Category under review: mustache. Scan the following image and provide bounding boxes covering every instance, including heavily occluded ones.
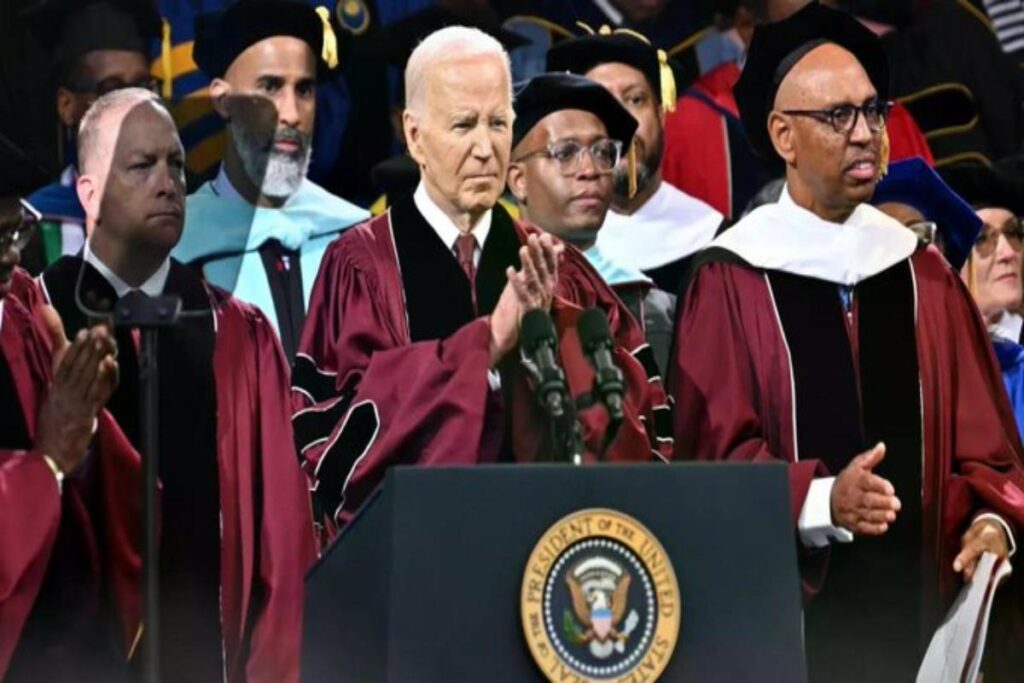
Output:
[273,127,309,153]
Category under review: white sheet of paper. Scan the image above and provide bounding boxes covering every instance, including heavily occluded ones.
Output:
[917,552,1013,683]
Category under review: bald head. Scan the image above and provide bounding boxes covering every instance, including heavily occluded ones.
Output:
[767,42,883,221]
[773,42,874,111]
[77,88,172,178]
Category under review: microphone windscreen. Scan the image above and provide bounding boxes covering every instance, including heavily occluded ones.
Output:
[577,307,611,352]
[521,309,557,353]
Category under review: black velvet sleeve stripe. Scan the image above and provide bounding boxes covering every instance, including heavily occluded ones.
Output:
[310,401,380,525]
[293,391,354,456]
[632,344,662,382]
[292,353,339,405]
[652,404,673,442]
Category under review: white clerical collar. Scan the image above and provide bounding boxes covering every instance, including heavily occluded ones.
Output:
[413,182,492,252]
[84,241,170,298]
[990,311,1024,343]
[708,184,918,285]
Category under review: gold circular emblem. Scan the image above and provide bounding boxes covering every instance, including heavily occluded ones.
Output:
[521,508,681,682]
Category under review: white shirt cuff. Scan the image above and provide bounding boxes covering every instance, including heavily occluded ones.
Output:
[487,369,502,392]
[973,512,1017,557]
[798,477,854,548]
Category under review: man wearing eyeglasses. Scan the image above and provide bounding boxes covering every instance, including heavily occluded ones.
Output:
[547,27,726,295]
[293,28,672,542]
[22,0,163,274]
[670,5,1024,681]
[507,72,675,375]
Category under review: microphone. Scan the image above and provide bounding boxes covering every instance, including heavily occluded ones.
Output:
[577,308,625,422]
[520,309,568,419]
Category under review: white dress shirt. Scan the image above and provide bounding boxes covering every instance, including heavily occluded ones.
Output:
[412,182,500,389]
[83,241,170,298]
[413,182,492,267]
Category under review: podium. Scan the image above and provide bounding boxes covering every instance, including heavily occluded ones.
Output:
[302,463,807,682]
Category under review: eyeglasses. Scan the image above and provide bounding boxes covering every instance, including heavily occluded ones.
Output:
[0,200,40,252]
[514,138,623,176]
[780,100,893,135]
[907,221,937,245]
[974,221,1024,257]
[67,76,163,98]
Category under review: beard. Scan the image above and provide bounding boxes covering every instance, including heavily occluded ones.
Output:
[229,120,312,201]
[613,128,664,202]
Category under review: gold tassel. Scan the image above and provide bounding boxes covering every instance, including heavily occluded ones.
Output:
[161,19,172,100]
[878,127,890,179]
[657,49,676,113]
[316,7,339,69]
[627,142,638,199]
[575,20,597,35]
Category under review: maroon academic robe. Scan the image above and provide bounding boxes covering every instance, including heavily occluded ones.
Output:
[35,258,316,682]
[292,198,672,541]
[672,215,1024,678]
[0,268,143,678]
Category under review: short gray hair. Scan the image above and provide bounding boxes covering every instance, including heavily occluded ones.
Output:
[404,26,512,115]
[77,87,167,174]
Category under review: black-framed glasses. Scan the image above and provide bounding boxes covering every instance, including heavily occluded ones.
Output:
[780,100,893,135]
[974,221,1024,257]
[0,199,40,252]
[66,76,163,97]
[514,138,623,176]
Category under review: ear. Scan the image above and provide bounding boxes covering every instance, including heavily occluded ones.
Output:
[209,78,232,120]
[768,111,797,165]
[56,87,79,129]
[404,109,427,167]
[507,162,528,203]
[76,173,101,227]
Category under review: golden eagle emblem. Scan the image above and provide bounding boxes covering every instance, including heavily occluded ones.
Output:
[564,557,641,659]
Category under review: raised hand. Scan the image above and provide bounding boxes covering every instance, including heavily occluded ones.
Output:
[489,234,564,365]
[830,442,902,536]
[35,324,118,474]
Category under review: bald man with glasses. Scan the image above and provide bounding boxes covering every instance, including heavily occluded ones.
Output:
[670,5,1024,681]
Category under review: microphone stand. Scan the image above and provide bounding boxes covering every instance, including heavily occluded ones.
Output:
[113,291,182,683]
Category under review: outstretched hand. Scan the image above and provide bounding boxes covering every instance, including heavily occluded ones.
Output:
[831,443,902,536]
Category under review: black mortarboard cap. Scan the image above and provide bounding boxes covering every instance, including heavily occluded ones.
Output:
[546,26,676,109]
[356,5,530,67]
[940,162,1024,217]
[193,0,333,80]
[734,2,889,161]
[21,0,161,79]
[873,157,981,270]
[512,72,638,150]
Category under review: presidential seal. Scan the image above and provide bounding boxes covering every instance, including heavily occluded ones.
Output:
[521,509,681,682]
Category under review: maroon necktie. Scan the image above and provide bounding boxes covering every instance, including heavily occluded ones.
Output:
[454,233,478,313]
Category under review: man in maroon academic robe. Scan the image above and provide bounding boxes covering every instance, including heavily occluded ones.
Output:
[0,205,130,679]
[293,27,672,541]
[671,5,1024,681]
[36,88,315,682]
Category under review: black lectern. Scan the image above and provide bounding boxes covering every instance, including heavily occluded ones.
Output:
[302,463,806,682]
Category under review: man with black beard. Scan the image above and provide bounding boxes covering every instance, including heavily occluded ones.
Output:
[548,28,727,293]
[173,0,367,361]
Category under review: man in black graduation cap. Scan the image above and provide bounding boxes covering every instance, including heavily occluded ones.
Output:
[22,0,162,273]
[547,26,725,294]
[670,4,1024,681]
[507,72,675,375]
[172,0,367,362]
